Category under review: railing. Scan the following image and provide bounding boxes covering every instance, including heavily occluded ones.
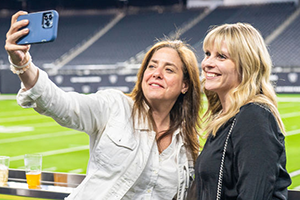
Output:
[1,169,300,199]
[0,169,85,199]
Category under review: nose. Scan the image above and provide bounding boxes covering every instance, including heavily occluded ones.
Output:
[201,56,215,71]
[152,67,163,79]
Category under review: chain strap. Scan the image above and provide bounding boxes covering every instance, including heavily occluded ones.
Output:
[216,118,236,200]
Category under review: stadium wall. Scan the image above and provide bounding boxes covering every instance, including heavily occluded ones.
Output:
[1,69,300,94]
[187,0,299,8]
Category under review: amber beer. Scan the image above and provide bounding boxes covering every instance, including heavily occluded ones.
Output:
[24,154,42,189]
[26,171,41,189]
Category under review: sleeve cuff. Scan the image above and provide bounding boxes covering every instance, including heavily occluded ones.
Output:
[16,66,49,108]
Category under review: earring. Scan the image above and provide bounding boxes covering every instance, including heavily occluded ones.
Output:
[182,90,187,94]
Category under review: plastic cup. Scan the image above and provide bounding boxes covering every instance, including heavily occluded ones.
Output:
[0,156,10,187]
[24,154,42,189]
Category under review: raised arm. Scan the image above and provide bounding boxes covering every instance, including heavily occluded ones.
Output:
[5,11,39,90]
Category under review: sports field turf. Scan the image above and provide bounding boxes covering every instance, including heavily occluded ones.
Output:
[0,94,300,190]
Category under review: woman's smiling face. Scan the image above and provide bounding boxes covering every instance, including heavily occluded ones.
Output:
[142,47,188,107]
[201,41,240,97]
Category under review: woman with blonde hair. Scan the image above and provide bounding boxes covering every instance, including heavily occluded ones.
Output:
[190,23,291,200]
[6,11,202,200]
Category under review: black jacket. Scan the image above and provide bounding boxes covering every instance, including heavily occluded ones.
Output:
[191,103,291,200]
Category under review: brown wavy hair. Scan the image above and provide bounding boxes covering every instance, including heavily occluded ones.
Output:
[128,39,202,162]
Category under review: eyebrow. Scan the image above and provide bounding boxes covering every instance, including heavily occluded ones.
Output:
[150,59,179,70]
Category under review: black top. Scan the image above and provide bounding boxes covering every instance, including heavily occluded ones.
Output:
[194,103,291,200]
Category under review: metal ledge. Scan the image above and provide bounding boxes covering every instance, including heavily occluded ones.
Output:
[0,169,85,199]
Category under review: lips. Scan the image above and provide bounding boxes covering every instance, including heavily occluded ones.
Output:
[149,82,164,88]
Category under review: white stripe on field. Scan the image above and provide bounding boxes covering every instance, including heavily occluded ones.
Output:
[0,130,83,144]
[0,115,48,123]
[286,129,300,136]
[294,185,300,190]
[277,97,300,102]
[68,169,84,173]
[280,112,300,119]
[290,169,300,178]
[43,167,58,171]
[14,122,58,128]
[10,145,89,161]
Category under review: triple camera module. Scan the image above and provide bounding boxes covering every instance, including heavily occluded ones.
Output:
[42,12,54,29]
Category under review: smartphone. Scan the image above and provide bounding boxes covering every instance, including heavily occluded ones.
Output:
[17,10,59,45]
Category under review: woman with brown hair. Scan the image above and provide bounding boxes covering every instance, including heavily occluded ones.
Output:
[5,11,202,200]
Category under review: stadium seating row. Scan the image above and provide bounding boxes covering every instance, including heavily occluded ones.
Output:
[0,2,299,71]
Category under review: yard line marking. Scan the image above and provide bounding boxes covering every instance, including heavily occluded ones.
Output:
[286,129,300,136]
[0,121,60,129]
[68,169,84,174]
[295,185,300,190]
[0,130,83,144]
[278,104,300,109]
[0,125,34,133]
[0,95,16,100]
[277,97,300,102]
[21,122,58,127]
[0,115,48,123]
[290,169,300,178]
[43,167,58,172]
[280,112,300,119]
[10,145,89,161]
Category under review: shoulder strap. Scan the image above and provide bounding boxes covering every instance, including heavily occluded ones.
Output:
[216,118,236,200]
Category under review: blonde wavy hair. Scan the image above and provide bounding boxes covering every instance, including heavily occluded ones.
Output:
[202,23,285,137]
[129,39,202,162]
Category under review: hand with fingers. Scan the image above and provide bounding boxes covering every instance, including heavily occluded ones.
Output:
[5,11,39,89]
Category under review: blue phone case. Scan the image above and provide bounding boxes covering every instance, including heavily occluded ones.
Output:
[17,10,59,45]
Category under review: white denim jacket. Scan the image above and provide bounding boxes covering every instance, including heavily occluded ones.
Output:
[17,68,195,200]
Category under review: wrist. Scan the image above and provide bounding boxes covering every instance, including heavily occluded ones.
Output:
[8,53,32,69]
[9,53,32,75]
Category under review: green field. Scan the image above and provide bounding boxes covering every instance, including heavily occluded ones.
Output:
[0,94,300,189]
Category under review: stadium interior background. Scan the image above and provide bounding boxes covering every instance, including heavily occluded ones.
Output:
[0,0,300,94]
[0,1,300,199]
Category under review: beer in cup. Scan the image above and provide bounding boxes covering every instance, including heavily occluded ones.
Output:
[24,154,42,189]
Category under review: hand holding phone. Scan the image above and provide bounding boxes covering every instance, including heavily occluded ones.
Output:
[17,10,59,45]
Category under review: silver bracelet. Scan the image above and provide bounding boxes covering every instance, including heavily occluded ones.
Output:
[8,53,32,69]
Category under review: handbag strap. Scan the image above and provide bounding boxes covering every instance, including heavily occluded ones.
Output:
[216,117,236,200]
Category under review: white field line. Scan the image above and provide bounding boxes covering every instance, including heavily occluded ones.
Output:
[10,145,89,161]
[280,112,300,119]
[278,104,300,109]
[68,169,84,174]
[290,169,300,178]
[0,110,33,117]
[294,185,300,190]
[0,95,16,100]
[43,167,58,171]
[0,130,83,144]
[286,129,300,137]
[277,97,300,102]
[0,122,58,130]
[0,115,47,123]
[14,122,58,128]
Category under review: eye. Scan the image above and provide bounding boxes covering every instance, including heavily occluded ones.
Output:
[217,53,227,59]
[147,64,155,69]
[204,51,211,57]
[166,68,174,73]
